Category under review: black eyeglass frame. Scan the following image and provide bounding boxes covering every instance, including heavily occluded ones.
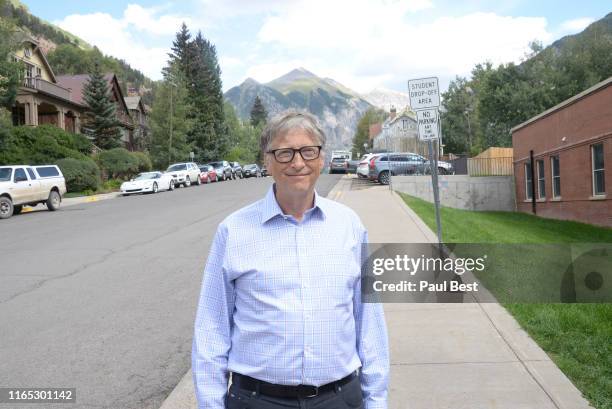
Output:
[266,145,322,163]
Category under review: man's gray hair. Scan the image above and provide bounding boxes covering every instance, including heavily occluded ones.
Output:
[260,110,326,153]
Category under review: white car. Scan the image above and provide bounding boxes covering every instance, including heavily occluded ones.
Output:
[356,153,376,179]
[120,172,175,195]
[166,162,201,187]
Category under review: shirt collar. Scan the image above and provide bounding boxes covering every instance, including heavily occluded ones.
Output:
[260,184,327,224]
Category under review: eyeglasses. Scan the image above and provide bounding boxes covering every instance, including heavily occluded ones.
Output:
[266,145,322,163]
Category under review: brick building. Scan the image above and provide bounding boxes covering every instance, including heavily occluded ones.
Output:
[512,76,612,227]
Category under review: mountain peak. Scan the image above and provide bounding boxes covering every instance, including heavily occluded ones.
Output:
[242,77,260,86]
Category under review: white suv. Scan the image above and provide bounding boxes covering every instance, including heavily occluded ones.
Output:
[0,165,67,219]
[166,162,201,187]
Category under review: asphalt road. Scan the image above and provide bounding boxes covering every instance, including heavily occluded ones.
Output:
[0,174,341,409]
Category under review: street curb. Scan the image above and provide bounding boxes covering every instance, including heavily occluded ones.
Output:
[159,369,196,409]
[62,192,122,207]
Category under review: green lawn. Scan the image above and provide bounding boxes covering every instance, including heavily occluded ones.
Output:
[399,193,612,409]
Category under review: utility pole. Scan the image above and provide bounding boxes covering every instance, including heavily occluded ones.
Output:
[168,80,176,166]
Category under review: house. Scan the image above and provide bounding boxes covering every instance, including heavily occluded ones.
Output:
[512,76,612,227]
[372,107,425,155]
[124,96,149,151]
[56,74,134,149]
[12,38,85,133]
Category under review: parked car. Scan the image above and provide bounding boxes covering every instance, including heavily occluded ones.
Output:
[260,166,268,177]
[346,159,360,174]
[329,157,348,174]
[243,164,261,178]
[198,165,216,183]
[368,152,428,184]
[208,161,233,181]
[425,159,454,175]
[166,162,201,187]
[0,165,67,219]
[357,153,376,179]
[230,162,243,179]
[120,171,175,195]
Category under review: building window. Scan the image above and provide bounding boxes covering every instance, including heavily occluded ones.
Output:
[525,162,533,200]
[402,119,409,130]
[592,143,605,195]
[551,156,560,198]
[536,160,545,199]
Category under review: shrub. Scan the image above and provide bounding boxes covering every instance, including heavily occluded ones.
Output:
[102,178,123,191]
[0,125,89,165]
[94,148,139,180]
[132,151,153,172]
[56,157,101,193]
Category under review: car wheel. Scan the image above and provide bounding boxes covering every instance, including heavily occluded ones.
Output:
[438,167,448,175]
[185,176,191,187]
[379,170,390,185]
[152,182,158,193]
[169,180,175,191]
[0,196,14,219]
[195,175,201,185]
[46,190,61,211]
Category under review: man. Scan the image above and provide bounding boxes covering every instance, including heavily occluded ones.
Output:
[192,110,389,409]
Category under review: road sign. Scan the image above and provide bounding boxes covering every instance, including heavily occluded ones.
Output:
[416,109,440,141]
[408,77,440,110]
[408,76,443,248]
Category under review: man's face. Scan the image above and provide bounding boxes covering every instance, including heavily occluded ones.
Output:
[265,129,324,196]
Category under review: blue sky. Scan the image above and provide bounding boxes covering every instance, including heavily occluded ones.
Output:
[21,0,611,94]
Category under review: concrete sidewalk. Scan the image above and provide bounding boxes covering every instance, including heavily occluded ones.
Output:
[161,177,592,409]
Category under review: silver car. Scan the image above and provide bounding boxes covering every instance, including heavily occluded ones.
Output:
[368,152,429,185]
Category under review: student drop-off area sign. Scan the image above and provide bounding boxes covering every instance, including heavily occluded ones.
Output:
[408,77,441,141]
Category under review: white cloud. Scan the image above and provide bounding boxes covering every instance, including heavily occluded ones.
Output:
[559,17,594,34]
[122,4,191,36]
[253,1,553,93]
[55,10,171,80]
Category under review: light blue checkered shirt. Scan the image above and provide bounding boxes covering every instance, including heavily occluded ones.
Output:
[192,185,389,409]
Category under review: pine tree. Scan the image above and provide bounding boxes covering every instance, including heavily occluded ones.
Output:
[184,31,227,162]
[82,65,121,149]
[166,23,191,76]
[250,96,268,127]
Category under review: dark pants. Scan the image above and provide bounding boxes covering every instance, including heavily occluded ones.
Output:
[225,374,364,409]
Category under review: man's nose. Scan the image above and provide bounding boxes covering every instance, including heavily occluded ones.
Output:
[290,151,306,167]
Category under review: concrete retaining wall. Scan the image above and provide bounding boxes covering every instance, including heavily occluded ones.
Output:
[392,175,516,211]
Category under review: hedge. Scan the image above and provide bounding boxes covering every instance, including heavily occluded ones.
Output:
[94,148,140,179]
[0,125,89,165]
[132,151,153,173]
[56,157,101,192]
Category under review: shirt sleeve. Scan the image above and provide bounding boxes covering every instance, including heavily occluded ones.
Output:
[353,227,390,409]
[192,223,235,409]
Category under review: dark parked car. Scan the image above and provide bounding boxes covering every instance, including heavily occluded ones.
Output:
[208,161,233,181]
[230,162,243,179]
[368,152,429,184]
[243,164,261,178]
[329,157,348,174]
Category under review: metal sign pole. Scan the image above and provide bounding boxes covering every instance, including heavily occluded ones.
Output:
[429,139,443,246]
